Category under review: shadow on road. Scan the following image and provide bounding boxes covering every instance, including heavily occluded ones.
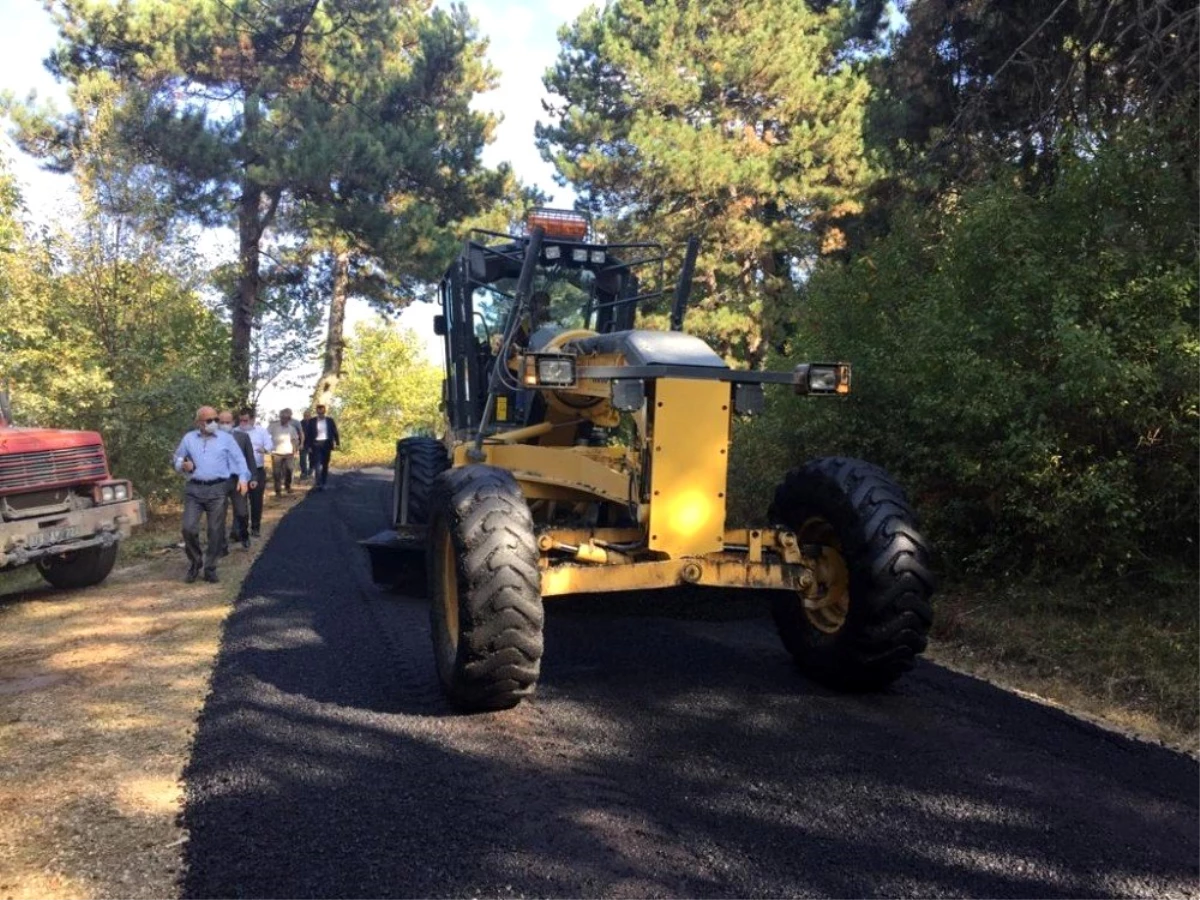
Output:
[180,468,1200,899]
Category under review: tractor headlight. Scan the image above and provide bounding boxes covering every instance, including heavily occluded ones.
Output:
[589,250,606,264]
[535,355,576,387]
[544,245,562,261]
[101,485,115,502]
[113,483,129,501]
[571,248,589,263]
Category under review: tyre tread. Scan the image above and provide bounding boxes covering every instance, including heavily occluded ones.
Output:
[770,456,935,690]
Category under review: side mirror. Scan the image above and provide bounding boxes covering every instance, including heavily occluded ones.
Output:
[433,314,447,336]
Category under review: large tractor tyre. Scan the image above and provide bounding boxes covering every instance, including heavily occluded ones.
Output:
[427,465,544,711]
[392,437,449,527]
[36,542,120,590]
[769,457,934,691]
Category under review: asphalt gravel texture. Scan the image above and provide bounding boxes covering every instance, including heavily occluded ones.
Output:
[181,468,1199,899]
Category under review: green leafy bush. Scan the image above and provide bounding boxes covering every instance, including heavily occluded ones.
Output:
[732,131,1198,577]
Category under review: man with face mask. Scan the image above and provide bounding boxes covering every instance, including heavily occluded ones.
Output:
[218,409,257,554]
[173,406,251,583]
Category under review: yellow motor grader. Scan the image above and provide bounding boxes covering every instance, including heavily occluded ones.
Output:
[367,209,934,711]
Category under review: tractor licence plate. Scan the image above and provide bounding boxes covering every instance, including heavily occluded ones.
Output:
[27,526,80,549]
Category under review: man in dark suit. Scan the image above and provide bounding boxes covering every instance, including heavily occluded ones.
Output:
[219,409,258,550]
[302,403,341,491]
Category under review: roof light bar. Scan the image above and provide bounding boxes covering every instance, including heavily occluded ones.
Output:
[527,208,588,241]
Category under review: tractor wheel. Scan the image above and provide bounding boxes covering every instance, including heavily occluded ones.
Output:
[769,457,934,690]
[36,542,119,590]
[392,437,449,527]
[427,465,543,711]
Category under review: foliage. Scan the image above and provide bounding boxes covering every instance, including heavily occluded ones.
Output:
[16,0,508,398]
[732,127,1198,577]
[538,0,876,366]
[848,0,1200,251]
[331,318,441,450]
[0,162,235,505]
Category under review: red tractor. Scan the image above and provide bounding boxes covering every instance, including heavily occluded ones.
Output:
[0,391,145,589]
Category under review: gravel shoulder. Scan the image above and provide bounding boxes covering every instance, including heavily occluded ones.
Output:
[0,486,308,900]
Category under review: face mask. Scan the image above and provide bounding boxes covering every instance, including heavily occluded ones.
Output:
[204,421,220,435]
[220,423,234,433]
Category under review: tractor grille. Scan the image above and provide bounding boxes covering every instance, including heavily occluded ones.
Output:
[0,445,108,494]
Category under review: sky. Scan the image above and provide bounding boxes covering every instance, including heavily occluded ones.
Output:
[0,0,591,417]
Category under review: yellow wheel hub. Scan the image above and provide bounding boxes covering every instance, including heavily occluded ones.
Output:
[797,517,850,634]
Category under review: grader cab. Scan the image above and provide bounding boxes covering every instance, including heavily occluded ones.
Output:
[368,209,934,711]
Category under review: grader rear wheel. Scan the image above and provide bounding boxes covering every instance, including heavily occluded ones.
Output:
[392,437,448,527]
[427,465,544,711]
[770,456,935,691]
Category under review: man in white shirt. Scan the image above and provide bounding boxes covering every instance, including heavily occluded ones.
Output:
[238,407,274,536]
[268,408,304,496]
[301,403,341,491]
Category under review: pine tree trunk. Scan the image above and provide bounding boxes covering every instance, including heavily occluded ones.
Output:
[311,249,351,409]
[233,181,262,400]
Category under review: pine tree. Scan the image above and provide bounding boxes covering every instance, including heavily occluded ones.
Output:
[537,0,875,365]
[16,0,504,400]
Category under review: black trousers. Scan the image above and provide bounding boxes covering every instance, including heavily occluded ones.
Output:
[312,441,333,486]
[182,480,228,575]
[248,466,266,530]
[223,476,249,547]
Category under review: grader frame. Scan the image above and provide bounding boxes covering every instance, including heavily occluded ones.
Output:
[366,209,933,712]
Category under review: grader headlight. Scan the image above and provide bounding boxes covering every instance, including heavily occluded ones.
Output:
[526,354,576,388]
[793,362,852,395]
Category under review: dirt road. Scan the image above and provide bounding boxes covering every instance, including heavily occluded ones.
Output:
[177,468,1198,899]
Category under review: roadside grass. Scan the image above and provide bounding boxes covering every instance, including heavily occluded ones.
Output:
[927,576,1199,754]
[0,510,183,596]
[336,439,397,470]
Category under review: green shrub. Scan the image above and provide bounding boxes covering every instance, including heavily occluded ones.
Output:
[732,129,1198,577]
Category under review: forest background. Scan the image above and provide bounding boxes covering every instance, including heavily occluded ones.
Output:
[0,0,1196,740]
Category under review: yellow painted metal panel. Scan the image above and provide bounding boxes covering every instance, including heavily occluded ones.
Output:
[540,555,808,597]
[648,379,730,557]
[451,442,632,506]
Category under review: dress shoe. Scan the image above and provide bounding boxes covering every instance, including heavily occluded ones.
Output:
[241,538,251,550]
[251,527,261,537]
[203,571,219,583]
[185,563,201,583]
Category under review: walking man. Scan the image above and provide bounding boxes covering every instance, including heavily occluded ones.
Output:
[173,406,250,583]
[302,403,340,491]
[298,409,313,481]
[219,409,257,552]
[268,408,303,496]
[238,407,273,536]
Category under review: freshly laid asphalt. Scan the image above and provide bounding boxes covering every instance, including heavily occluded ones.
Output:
[181,468,1199,899]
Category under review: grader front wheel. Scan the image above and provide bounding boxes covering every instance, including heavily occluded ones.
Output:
[427,465,544,711]
[770,457,935,690]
